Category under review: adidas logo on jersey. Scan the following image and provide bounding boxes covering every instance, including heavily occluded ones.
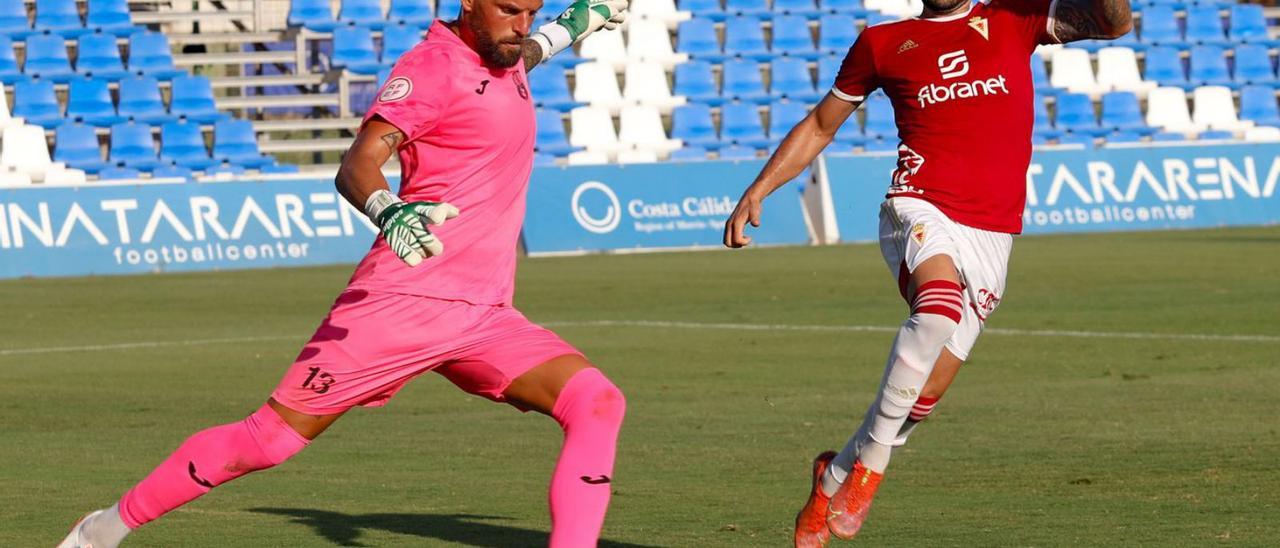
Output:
[917,75,1009,108]
[897,39,918,54]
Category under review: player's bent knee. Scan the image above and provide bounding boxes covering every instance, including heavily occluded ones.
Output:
[551,368,626,429]
[908,279,963,342]
[193,404,311,488]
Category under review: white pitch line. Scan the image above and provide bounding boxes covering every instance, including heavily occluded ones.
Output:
[1,320,1276,357]
[542,320,1280,344]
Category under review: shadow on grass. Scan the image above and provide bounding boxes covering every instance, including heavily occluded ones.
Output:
[250,507,659,548]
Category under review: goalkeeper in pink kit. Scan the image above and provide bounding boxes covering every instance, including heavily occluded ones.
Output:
[59,0,629,546]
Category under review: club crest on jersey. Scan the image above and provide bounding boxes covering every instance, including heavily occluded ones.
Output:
[379,77,413,103]
[514,72,529,100]
[910,223,927,245]
[968,16,989,40]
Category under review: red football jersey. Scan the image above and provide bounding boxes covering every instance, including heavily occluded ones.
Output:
[833,0,1059,234]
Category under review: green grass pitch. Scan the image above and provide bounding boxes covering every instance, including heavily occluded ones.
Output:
[3,226,1278,546]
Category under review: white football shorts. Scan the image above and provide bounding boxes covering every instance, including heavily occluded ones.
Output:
[878,197,1013,360]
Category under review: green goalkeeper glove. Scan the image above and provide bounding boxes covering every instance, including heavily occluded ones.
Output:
[530,0,629,62]
[364,189,460,267]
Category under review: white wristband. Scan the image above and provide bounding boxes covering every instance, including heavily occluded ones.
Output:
[364,189,401,224]
[530,22,573,62]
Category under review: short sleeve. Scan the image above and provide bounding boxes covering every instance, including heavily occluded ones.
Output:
[993,0,1060,46]
[362,48,452,142]
[832,33,879,102]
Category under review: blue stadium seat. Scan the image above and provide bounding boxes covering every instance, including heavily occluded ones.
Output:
[1229,4,1275,45]
[676,18,725,62]
[35,0,85,37]
[67,77,125,126]
[437,0,463,19]
[681,0,728,21]
[1151,131,1186,142]
[1100,91,1154,134]
[54,122,111,173]
[0,1,34,39]
[669,146,710,161]
[540,0,571,21]
[170,75,227,124]
[0,36,21,84]
[261,162,299,174]
[1075,28,1143,53]
[332,24,382,74]
[819,0,866,15]
[1232,44,1276,86]
[671,103,722,149]
[533,152,557,167]
[726,0,771,19]
[13,79,63,128]
[864,13,899,27]
[1138,6,1183,48]
[1104,130,1144,144]
[1198,129,1234,140]
[724,17,773,60]
[862,138,898,152]
[376,66,392,88]
[1143,46,1190,89]
[24,32,76,82]
[768,101,809,144]
[721,103,771,149]
[772,15,820,59]
[862,93,895,140]
[288,0,339,31]
[76,32,130,79]
[128,32,184,79]
[339,0,385,28]
[534,110,578,156]
[674,61,723,105]
[818,15,858,56]
[773,0,822,18]
[118,75,172,124]
[1189,45,1234,88]
[1058,132,1097,147]
[153,164,195,180]
[1031,52,1053,94]
[381,23,423,65]
[718,144,759,159]
[389,0,434,27]
[1239,85,1280,127]
[770,57,821,103]
[206,164,247,177]
[213,119,272,168]
[160,120,219,170]
[86,0,135,36]
[723,58,771,103]
[99,166,142,179]
[1033,94,1062,140]
[832,115,865,146]
[1055,92,1108,136]
[1185,5,1229,47]
[529,65,580,111]
[109,121,164,170]
[546,47,586,68]
[818,54,842,89]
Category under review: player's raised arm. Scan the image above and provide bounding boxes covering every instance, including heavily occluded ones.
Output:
[723,93,859,248]
[1050,0,1132,43]
[336,118,459,267]
[524,0,628,72]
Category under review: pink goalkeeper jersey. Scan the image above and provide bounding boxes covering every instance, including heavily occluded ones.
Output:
[351,20,536,306]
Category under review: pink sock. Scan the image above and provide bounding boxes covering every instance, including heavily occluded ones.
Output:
[547,368,626,548]
[118,404,310,528]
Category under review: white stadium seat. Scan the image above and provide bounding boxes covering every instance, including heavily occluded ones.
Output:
[626,19,689,70]
[1051,48,1107,97]
[1145,86,1199,136]
[569,105,626,157]
[617,149,659,164]
[567,150,611,165]
[1244,126,1280,141]
[1,124,65,182]
[579,30,629,72]
[623,61,687,113]
[1192,85,1254,133]
[573,61,628,114]
[1096,47,1156,98]
[0,90,25,130]
[619,105,684,158]
[629,0,690,29]
[44,165,88,185]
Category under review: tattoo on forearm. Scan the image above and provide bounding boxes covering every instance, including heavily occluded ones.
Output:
[380,130,405,153]
[1052,0,1131,43]
[522,39,544,72]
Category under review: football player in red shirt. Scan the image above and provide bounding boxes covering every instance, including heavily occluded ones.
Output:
[724,0,1131,544]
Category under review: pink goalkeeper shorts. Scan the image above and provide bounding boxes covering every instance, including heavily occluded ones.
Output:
[270,289,583,415]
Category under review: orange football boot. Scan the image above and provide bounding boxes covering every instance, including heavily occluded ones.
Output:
[794,451,837,548]
[826,460,883,539]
